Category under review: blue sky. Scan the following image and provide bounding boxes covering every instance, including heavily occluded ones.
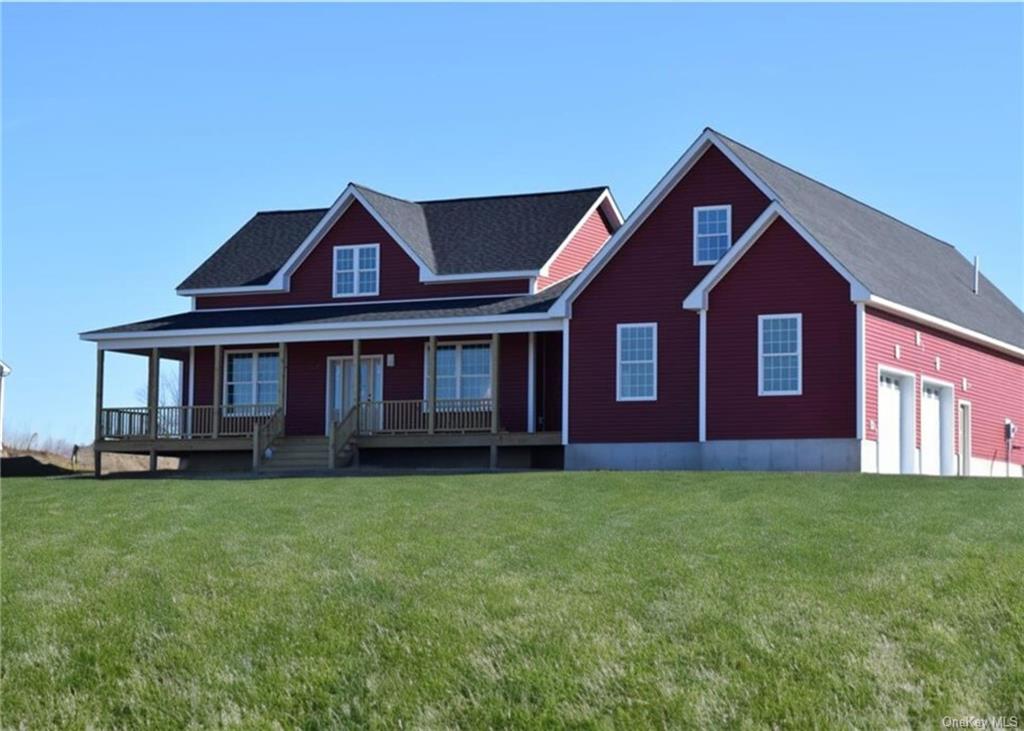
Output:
[3,3,1022,445]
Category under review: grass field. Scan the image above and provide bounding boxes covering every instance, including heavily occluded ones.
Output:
[3,472,1022,728]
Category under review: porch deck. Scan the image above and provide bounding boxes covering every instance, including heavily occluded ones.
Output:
[95,400,560,469]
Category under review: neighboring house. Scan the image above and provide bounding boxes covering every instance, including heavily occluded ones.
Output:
[81,130,1024,477]
[0,360,10,449]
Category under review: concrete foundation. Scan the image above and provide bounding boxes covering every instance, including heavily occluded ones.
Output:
[566,439,859,472]
[564,442,701,471]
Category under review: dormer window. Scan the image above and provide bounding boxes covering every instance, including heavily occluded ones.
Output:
[333,244,379,297]
[693,205,732,265]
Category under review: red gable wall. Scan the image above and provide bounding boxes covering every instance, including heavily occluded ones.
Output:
[195,202,530,309]
[865,308,1024,468]
[568,145,770,443]
[535,207,613,291]
[706,218,856,439]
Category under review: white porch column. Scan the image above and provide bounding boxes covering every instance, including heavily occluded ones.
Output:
[147,347,159,472]
[427,336,437,435]
[490,333,500,434]
[212,345,222,439]
[352,338,361,432]
[94,349,105,478]
[278,342,288,417]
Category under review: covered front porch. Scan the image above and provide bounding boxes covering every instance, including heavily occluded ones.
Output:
[92,328,565,474]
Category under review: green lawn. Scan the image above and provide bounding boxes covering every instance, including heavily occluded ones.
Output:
[2,472,1022,728]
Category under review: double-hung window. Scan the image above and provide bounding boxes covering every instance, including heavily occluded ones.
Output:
[693,205,732,265]
[224,351,279,414]
[424,343,492,402]
[758,314,802,396]
[333,244,379,297]
[616,323,657,401]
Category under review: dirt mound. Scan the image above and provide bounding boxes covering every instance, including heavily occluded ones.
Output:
[1,455,76,476]
[2,448,179,476]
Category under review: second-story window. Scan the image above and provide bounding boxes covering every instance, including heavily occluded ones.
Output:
[693,205,732,265]
[333,244,380,297]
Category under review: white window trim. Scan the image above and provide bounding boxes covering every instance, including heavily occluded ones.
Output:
[223,348,280,412]
[616,322,658,402]
[421,340,493,401]
[332,243,380,298]
[693,204,733,266]
[757,313,802,396]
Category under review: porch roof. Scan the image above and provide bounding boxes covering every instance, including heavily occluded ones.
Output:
[81,279,571,342]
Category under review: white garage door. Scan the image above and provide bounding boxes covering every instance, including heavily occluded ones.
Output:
[920,386,941,476]
[878,375,902,474]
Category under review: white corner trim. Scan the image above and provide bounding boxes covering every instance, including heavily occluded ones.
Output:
[538,189,624,280]
[561,320,570,445]
[856,302,865,440]
[698,309,707,442]
[867,296,1024,359]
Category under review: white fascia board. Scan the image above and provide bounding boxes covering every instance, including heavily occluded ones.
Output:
[773,206,871,302]
[682,204,783,310]
[177,184,541,297]
[81,314,565,350]
[550,131,722,317]
[538,189,624,280]
[419,269,539,283]
[177,284,283,296]
[867,296,1024,359]
[681,202,871,311]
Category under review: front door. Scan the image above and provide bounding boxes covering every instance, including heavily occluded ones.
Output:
[327,356,383,433]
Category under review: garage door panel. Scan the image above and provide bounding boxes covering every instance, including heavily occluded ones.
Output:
[878,375,902,475]
[921,386,941,476]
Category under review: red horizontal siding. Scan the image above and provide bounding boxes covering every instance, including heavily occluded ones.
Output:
[569,145,771,443]
[537,331,562,433]
[535,208,612,291]
[189,335,532,437]
[865,308,1024,466]
[706,218,856,440]
[195,202,530,309]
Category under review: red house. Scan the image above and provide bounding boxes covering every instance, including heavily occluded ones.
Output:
[82,130,1024,477]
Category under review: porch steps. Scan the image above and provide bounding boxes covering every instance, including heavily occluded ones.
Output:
[260,436,342,473]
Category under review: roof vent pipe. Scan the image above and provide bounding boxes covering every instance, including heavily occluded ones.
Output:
[973,256,980,294]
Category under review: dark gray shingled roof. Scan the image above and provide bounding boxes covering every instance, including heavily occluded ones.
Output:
[84,279,572,336]
[714,131,1024,349]
[178,185,609,291]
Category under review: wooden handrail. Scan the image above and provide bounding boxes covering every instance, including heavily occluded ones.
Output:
[253,407,285,472]
[329,405,360,468]
[355,398,494,435]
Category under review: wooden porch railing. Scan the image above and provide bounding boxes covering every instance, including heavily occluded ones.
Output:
[100,405,278,440]
[253,407,285,472]
[328,405,360,468]
[355,398,494,435]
